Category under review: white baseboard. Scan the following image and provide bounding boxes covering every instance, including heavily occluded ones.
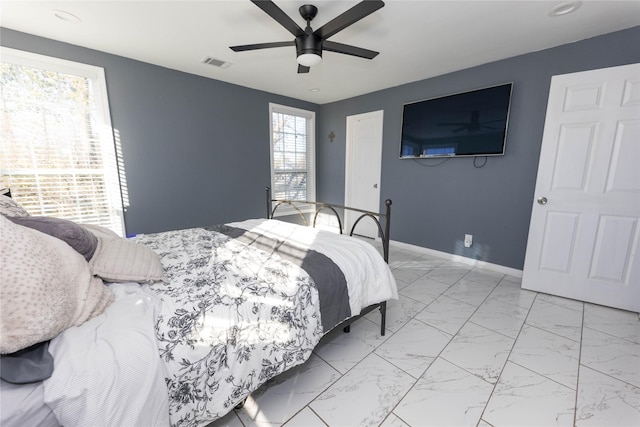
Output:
[390,239,523,278]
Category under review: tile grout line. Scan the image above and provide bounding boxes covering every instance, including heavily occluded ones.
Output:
[374,267,467,426]
[475,290,543,426]
[297,316,401,426]
[384,266,504,426]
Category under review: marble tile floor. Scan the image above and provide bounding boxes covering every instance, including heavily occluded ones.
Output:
[210,244,640,427]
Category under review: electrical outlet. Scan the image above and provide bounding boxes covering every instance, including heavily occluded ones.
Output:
[464,234,473,248]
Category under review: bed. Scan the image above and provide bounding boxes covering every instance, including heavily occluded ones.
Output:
[0,187,397,427]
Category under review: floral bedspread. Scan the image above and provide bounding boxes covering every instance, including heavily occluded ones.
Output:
[135,225,324,427]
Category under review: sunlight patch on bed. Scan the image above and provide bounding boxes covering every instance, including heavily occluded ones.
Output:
[241,219,322,248]
[195,317,296,346]
[214,241,310,296]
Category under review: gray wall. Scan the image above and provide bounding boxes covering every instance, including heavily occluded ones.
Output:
[317,26,640,270]
[0,28,319,235]
[2,26,639,269]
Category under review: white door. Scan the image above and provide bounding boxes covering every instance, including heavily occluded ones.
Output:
[345,110,384,238]
[522,63,640,312]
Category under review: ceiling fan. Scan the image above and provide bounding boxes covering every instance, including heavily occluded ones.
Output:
[230,0,385,73]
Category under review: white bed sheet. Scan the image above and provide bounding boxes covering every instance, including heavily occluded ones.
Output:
[0,380,59,427]
[42,282,170,427]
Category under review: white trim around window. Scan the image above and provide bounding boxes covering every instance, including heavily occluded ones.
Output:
[0,47,125,236]
[268,103,316,216]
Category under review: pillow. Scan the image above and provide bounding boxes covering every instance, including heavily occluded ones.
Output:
[7,216,98,261]
[0,195,29,217]
[89,237,164,284]
[0,215,114,354]
[0,341,53,384]
[79,223,120,239]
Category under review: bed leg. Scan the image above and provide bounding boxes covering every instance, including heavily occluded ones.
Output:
[235,398,247,410]
[343,325,351,333]
[380,301,387,336]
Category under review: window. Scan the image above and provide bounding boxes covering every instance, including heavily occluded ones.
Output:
[269,103,315,207]
[0,47,124,235]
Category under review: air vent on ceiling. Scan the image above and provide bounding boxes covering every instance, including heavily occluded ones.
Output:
[201,56,231,68]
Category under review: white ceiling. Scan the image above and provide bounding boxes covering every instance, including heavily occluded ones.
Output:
[1,1,639,104]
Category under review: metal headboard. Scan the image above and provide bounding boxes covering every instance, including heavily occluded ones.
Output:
[265,186,392,263]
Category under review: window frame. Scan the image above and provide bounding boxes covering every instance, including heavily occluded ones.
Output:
[268,102,316,217]
[0,47,125,235]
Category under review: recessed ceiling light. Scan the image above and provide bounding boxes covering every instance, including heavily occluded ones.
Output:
[309,88,320,92]
[549,1,582,17]
[51,9,81,23]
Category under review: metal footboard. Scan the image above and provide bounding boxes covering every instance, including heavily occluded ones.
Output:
[265,186,392,336]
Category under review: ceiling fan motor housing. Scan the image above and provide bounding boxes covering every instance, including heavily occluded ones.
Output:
[295,34,323,58]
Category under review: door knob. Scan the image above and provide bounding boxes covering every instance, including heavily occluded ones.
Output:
[537,197,548,205]
[373,183,378,188]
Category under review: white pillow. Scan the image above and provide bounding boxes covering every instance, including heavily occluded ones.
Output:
[89,237,164,284]
[79,223,120,239]
[0,216,114,353]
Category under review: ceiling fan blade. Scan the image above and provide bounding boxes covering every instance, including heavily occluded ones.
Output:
[297,64,310,73]
[251,0,305,37]
[323,41,379,59]
[313,0,384,40]
[230,41,294,52]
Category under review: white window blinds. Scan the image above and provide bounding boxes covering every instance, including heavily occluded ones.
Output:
[0,48,124,236]
[269,103,315,204]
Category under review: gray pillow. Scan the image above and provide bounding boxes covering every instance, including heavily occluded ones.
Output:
[7,216,98,261]
[0,342,53,384]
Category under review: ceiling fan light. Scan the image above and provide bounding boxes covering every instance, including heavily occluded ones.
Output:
[297,53,322,67]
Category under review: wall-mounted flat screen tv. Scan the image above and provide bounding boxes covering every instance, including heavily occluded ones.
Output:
[399,83,513,159]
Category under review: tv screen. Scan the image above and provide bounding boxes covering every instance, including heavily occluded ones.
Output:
[399,83,513,159]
